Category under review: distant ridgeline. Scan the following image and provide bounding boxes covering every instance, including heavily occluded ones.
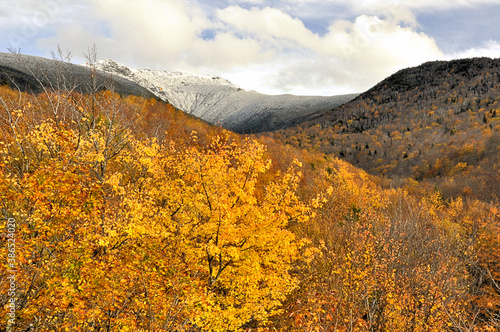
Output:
[0,52,157,99]
[0,53,358,133]
[93,59,359,133]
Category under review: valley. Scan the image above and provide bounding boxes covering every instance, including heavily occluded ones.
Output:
[0,52,499,331]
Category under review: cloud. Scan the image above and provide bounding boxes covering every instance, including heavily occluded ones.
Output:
[189,33,274,69]
[282,0,500,11]
[229,0,264,4]
[37,25,119,62]
[88,0,208,66]
[213,7,444,94]
[36,0,202,67]
[448,40,500,59]
[216,6,320,48]
[13,0,497,96]
[395,0,500,10]
[0,0,79,53]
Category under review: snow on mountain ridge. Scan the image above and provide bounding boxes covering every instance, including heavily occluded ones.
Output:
[95,59,237,88]
[93,59,359,133]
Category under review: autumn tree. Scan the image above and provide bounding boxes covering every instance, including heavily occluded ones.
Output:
[105,134,313,330]
[0,83,315,330]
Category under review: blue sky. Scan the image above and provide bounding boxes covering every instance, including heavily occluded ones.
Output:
[1,0,500,95]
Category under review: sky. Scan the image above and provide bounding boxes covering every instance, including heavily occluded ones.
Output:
[1,0,500,96]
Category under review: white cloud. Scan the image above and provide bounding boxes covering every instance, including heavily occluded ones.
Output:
[216,6,321,48]
[284,0,500,11]
[0,0,80,52]
[37,25,119,62]
[229,0,264,4]
[190,32,274,69]
[394,0,500,10]
[214,7,444,94]
[88,0,207,66]
[448,40,500,59]
[15,0,498,96]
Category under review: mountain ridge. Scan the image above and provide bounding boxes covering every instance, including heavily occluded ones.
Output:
[0,53,358,134]
[358,57,500,100]
[94,59,358,133]
[0,52,157,99]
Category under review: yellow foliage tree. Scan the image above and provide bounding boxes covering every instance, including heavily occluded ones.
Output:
[108,135,312,330]
[0,88,313,330]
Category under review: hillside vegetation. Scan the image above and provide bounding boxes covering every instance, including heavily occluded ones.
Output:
[271,58,500,202]
[0,56,499,331]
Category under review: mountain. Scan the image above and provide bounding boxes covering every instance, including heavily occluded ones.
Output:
[0,52,157,99]
[94,59,358,133]
[271,57,500,201]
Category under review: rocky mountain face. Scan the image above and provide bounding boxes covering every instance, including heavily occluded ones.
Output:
[94,59,358,133]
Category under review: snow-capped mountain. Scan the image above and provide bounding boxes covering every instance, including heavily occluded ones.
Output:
[94,60,358,133]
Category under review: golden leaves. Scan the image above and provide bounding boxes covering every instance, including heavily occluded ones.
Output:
[0,91,315,330]
[111,134,311,330]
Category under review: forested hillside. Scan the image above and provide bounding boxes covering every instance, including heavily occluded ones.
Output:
[271,58,500,202]
[0,57,499,331]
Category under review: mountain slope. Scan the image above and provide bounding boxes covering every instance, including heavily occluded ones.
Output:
[271,57,500,201]
[0,52,157,99]
[95,59,358,133]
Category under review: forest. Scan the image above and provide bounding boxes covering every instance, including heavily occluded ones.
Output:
[0,56,499,331]
[271,58,500,202]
